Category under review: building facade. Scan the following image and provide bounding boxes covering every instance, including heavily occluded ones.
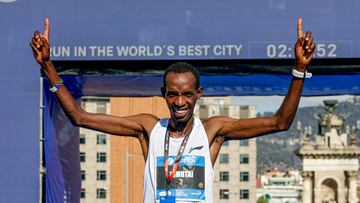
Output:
[109,96,169,203]
[195,97,257,203]
[80,96,169,203]
[257,169,303,203]
[79,97,111,203]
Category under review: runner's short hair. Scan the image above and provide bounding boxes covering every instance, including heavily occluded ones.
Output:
[163,62,200,90]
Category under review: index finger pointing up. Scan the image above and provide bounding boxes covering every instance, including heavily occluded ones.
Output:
[44,18,50,41]
[297,18,303,39]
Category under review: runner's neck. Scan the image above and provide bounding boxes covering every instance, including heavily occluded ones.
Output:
[169,117,194,138]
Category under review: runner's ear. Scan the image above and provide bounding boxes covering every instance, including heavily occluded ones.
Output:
[196,86,203,99]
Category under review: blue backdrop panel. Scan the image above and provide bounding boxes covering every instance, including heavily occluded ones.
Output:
[41,0,360,60]
[43,83,81,203]
[1,0,360,202]
[0,2,40,202]
[1,0,360,60]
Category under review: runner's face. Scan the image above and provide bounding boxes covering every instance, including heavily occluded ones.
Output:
[163,72,202,123]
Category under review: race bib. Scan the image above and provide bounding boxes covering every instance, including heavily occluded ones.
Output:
[156,155,205,202]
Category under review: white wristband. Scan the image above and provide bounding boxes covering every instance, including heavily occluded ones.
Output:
[292,69,312,79]
[49,79,64,93]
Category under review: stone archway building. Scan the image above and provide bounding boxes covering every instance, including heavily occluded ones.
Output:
[296,100,360,203]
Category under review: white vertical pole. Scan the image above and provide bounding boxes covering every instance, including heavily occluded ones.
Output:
[39,76,45,203]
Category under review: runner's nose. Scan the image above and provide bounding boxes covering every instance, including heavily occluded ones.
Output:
[175,95,185,107]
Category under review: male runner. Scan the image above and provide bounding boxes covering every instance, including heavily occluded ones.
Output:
[30,18,315,202]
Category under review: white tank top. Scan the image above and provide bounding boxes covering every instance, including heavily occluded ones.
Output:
[143,118,214,203]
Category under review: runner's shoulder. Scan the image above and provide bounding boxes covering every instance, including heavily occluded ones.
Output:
[137,113,159,124]
[125,113,159,131]
[201,116,228,128]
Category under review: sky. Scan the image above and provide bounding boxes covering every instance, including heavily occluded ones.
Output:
[232,95,354,113]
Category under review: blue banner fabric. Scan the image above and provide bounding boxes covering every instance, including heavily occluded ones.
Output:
[60,74,360,97]
[43,81,81,203]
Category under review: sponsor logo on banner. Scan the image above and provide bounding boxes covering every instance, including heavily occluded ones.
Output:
[0,0,17,3]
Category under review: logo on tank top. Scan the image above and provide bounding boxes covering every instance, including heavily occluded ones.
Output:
[188,145,204,154]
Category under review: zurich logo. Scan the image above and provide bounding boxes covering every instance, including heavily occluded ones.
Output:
[0,0,17,3]
[167,157,175,165]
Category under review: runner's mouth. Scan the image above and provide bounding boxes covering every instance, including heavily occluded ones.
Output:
[173,109,189,118]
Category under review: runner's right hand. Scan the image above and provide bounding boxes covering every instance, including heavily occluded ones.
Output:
[30,18,50,65]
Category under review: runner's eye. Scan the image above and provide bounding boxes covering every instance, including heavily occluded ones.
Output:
[183,92,194,97]
[166,92,177,97]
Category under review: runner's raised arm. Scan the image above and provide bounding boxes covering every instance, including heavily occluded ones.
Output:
[30,19,158,146]
[205,18,315,146]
